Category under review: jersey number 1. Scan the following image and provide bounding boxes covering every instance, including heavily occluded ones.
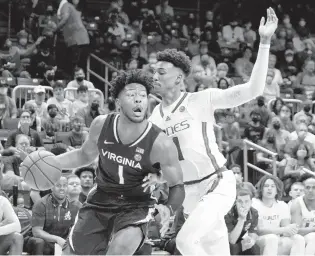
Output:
[172,137,184,161]
[118,165,124,184]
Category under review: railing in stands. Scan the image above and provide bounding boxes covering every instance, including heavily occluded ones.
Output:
[87,53,116,101]
[243,139,278,181]
[12,85,54,108]
[267,98,303,113]
[64,88,105,108]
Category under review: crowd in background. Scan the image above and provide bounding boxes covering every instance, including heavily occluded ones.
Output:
[0,0,315,255]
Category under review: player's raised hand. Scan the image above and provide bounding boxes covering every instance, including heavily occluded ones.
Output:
[155,204,171,237]
[259,7,278,40]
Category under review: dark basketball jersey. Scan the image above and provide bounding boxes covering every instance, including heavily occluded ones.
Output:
[96,114,162,197]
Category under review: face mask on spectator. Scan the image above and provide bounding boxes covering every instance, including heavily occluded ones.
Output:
[304,106,311,112]
[267,136,275,144]
[76,76,84,82]
[47,74,55,81]
[273,123,281,130]
[251,116,260,123]
[91,102,99,111]
[257,99,265,107]
[217,70,227,78]
[297,149,307,159]
[49,112,57,118]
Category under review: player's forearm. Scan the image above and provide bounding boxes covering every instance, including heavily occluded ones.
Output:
[55,148,95,169]
[298,227,315,236]
[165,184,185,214]
[0,221,21,235]
[33,228,61,243]
[229,218,245,244]
[257,227,284,236]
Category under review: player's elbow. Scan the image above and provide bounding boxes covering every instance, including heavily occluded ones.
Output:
[11,221,21,233]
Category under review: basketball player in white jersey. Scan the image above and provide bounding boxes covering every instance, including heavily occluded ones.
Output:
[291,174,315,255]
[148,8,278,255]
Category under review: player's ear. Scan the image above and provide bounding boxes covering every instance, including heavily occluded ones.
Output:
[115,98,121,109]
[175,74,183,85]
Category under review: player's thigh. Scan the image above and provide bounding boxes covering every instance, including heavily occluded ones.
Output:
[256,234,279,250]
[304,232,315,244]
[278,236,294,255]
[203,232,230,256]
[68,207,113,255]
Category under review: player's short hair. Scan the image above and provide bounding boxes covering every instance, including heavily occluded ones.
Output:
[237,188,253,199]
[109,69,153,99]
[299,173,315,183]
[156,49,192,76]
[256,175,284,201]
[74,166,96,179]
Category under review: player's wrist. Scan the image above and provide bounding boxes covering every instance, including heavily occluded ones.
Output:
[259,36,271,46]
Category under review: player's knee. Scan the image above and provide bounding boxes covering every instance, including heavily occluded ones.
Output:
[32,237,46,247]
[262,234,279,247]
[11,232,23,246]
[292,234,305,247]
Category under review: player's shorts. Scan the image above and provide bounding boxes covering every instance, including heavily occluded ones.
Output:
[65,185,155,255]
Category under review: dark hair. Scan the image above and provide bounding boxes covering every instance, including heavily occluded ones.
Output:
[51,143,68,155]
[272,97,284,115]
[74,67,84,74]
[237,188,253,199]
[256,175,284,201]
[156,49,191,76]
[45,65,54,72]
[299,173,315,183]
[77,85,88,93]
[52,81,64,90]
[292,142,312,160]
[109,69,153,99]
[75,166,96,179]
[217,78,229,89]
[47,104,58,111]
[106,97,116,111]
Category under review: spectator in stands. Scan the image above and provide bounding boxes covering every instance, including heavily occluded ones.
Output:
[221,110,241,148]
[68,116,88,149]
[74,166,95,203]
[23,101,43,132]
[230,164,256,196]
[294,59,315,93]
[66,67,95,102]
[187,30,200,58]
[54,0,90,74]
[0,192,23,255]
[296,18,310,39]
[155,32,176,53]
[126,59,139,70]
[279,49,299,80]
[42,104,62,138]
[127,41,148,69]
[254,96,271,127]
[268,54,283,86]
[24,86,49,121]
[76,93,106,129]
[41,66,56,88]
[191,42,216,72]
[253,175,305,255]
[38,4,58,33]
[72,85,89,115]
[27,176,81,255]
[5,109,43,152]
[291,174,315,255]
[225,189,259,255]
[287,182,304,209]
[0,79,17,128]
[278,14,297,40]
[155,0,174,25]
[181,13,196,39]
[290,113,315,148]
[234,46,254,82]
[47,81,73,125]
[243,20,257,48]
[215,62,234,87]
[271,97,284,116]
[279,104,294,132]
[243,110,265,144]
[67,174,82,203]
[284,141,314,177]
[222,18,244,45]
[263,69,280,102]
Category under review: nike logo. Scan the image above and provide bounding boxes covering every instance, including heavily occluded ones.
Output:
[104,140,114,145]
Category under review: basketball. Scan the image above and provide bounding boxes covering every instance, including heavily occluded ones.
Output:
[20,150,62,191]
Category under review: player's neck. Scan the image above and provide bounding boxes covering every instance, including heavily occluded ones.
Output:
[261,197,275,207]
[161,89,182,107]
[81,187,91,195]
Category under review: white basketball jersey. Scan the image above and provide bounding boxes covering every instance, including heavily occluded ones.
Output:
[149,92,226,182]
[298,196,315,228]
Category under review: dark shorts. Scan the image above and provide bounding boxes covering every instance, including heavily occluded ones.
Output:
[66,186,155,255]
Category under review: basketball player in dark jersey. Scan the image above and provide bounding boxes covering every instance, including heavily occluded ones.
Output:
[55,69,185,255]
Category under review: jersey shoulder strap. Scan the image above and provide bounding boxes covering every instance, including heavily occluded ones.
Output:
[98,113,117,139]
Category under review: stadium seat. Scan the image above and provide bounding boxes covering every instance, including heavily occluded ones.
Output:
[0,129,11,141]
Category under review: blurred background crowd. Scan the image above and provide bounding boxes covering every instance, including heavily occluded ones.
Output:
[0,0,315,255]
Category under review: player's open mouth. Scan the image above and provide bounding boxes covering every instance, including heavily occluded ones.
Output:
[133,107,143,116]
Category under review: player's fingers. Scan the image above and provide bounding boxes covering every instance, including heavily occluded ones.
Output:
[142,176,149,182]
[260,17,265,27]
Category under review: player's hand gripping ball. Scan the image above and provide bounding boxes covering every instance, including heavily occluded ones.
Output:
[20,150,62,191]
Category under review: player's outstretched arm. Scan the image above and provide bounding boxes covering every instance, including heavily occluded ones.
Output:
[208,8,278,110]
[55,115,107,169]
[151,132,185,213]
